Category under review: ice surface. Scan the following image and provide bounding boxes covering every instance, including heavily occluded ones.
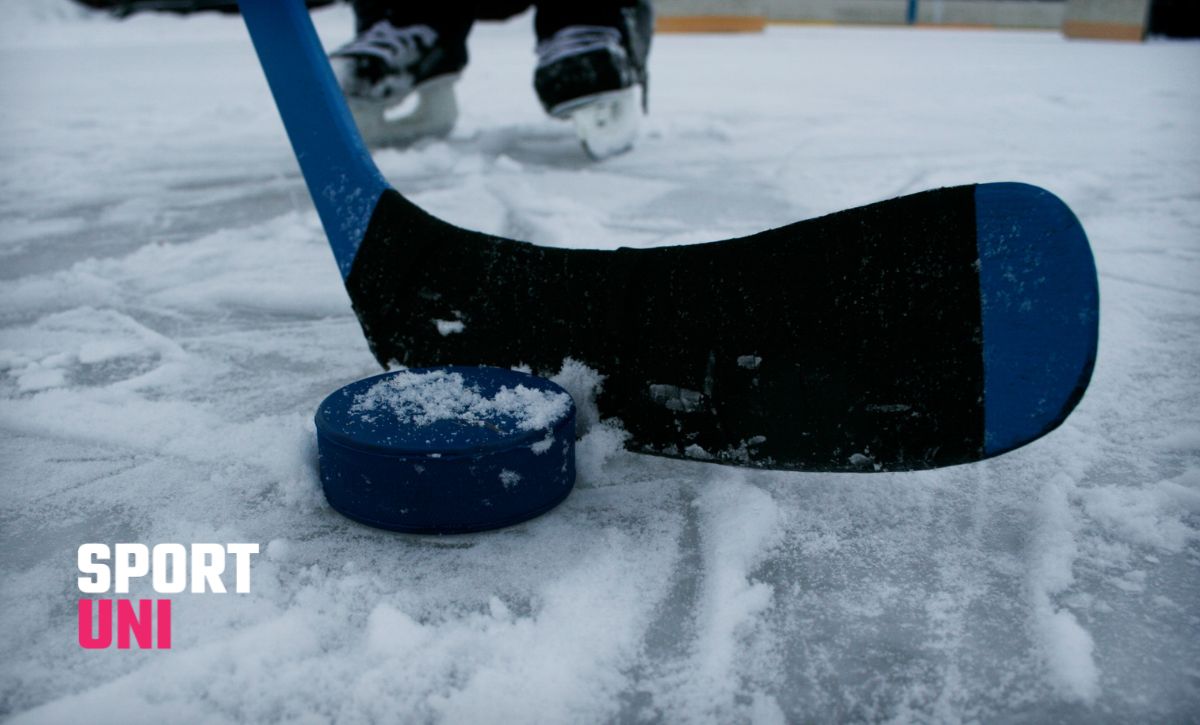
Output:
[2,2,1199,722]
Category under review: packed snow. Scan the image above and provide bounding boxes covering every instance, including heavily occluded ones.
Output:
[348,368,572,432]
[1,1,1198,722]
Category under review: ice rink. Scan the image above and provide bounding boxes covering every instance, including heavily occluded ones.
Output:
[1,2,1198,721]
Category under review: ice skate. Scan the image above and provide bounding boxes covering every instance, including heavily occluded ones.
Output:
[558,87,641,160]
[534,3,652,159]
[330,21,466,147]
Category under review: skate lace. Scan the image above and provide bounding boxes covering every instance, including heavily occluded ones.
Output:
[332,22,437,70]
[536,26,625,68]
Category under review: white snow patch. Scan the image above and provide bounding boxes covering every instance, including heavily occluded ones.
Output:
[530,431,555,455]
[499,469,522,489]
[1,307,189,392]
[365,603,431,654]
[1159,469,1200,513]
[350,369,571,431]
[1027,474,1100,703]
[1154,428,1200,452]
[652,472,783,719]
[265,539,292,562]
[574,422,631,486]
[433,318,465,336]
[548,358,605,435]
[15,366,65,392]
[1081,477,1199,552]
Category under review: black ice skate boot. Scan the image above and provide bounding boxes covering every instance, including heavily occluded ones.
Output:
[331,21,468,146]
[533,1,652,159]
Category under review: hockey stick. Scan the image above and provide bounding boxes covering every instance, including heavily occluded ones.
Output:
[238,0,1098,472]
[239,0,387,278]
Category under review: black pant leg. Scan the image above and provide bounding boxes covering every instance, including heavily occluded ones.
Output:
[532,0,641,40]
[350,1,477,44]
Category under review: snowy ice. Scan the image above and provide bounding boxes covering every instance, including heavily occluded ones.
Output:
[1,1,1198,722]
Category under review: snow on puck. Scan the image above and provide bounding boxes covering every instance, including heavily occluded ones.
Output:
[315,366,576,534]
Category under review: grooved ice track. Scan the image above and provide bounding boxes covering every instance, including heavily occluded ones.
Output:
[2,2,1199,722]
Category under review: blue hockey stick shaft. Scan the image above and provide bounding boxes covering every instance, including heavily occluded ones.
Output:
[238,0,389,278]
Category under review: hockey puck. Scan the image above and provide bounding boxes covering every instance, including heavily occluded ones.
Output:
[314,366,576,534]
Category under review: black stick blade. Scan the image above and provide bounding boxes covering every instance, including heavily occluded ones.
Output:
[345,183,1097,472]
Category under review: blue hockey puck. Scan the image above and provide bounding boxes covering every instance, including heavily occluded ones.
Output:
[314,366,576,534]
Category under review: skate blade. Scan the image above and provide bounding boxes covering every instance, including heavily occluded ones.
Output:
[348,74,460,148]
[559,87,641,160]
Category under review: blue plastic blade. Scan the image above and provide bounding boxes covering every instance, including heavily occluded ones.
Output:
[238,0,388,278]
[976,182,1099,456]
